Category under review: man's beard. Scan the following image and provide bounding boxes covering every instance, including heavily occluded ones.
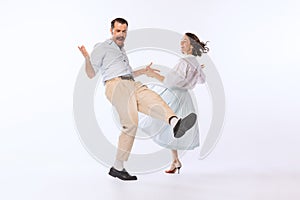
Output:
[116,37,125,47]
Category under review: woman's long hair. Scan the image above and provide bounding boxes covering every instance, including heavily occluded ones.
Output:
[185,32,209,57]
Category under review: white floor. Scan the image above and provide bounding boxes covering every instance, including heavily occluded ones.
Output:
[2,162,300,200]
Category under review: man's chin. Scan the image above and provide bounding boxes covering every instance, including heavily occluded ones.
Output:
[116,41,124,47]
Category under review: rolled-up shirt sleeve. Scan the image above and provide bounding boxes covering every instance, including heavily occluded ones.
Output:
[90,43,105,74]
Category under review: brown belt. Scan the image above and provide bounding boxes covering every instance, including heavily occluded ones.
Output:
[105,75,135,85]
[119,75,135,81]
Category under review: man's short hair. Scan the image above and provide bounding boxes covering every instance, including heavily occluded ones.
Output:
[111,18,128,29]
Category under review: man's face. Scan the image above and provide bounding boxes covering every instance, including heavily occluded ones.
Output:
[110,22,127,47]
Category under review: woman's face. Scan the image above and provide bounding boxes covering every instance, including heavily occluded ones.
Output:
[180,35,193,54]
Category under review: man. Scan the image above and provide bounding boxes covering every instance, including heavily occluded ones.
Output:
[78,18,197,181]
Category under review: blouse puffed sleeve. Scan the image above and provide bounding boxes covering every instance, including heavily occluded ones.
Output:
[197,67,206,84]
[163,59,189,88]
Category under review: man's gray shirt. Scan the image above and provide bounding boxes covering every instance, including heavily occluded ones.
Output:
[90,39,133,84]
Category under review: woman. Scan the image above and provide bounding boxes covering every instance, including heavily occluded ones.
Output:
[143,32,209,174]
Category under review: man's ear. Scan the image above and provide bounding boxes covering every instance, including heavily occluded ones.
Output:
[110,28,113,35]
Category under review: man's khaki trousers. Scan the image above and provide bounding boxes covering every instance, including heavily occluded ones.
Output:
[105,77,176,161]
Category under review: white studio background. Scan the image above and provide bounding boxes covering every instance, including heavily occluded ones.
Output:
[0,0,300,199]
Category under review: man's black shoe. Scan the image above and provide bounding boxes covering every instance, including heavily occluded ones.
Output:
[173,113,197,138]
[108,167,137,181]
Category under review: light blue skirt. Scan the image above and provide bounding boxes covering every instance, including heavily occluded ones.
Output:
[139,83,199,150]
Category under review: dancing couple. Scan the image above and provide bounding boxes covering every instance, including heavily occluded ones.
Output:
[78,18,209,181]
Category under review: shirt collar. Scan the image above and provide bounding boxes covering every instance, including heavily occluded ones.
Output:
[106,39,125,51]
[106,39,114,45]
[183,54,196,58]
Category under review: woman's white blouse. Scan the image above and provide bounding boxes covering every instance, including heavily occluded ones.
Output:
[163,55,206,89]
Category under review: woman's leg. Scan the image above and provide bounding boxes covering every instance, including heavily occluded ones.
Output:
[171,149,179,161]
[165,149,182,174]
